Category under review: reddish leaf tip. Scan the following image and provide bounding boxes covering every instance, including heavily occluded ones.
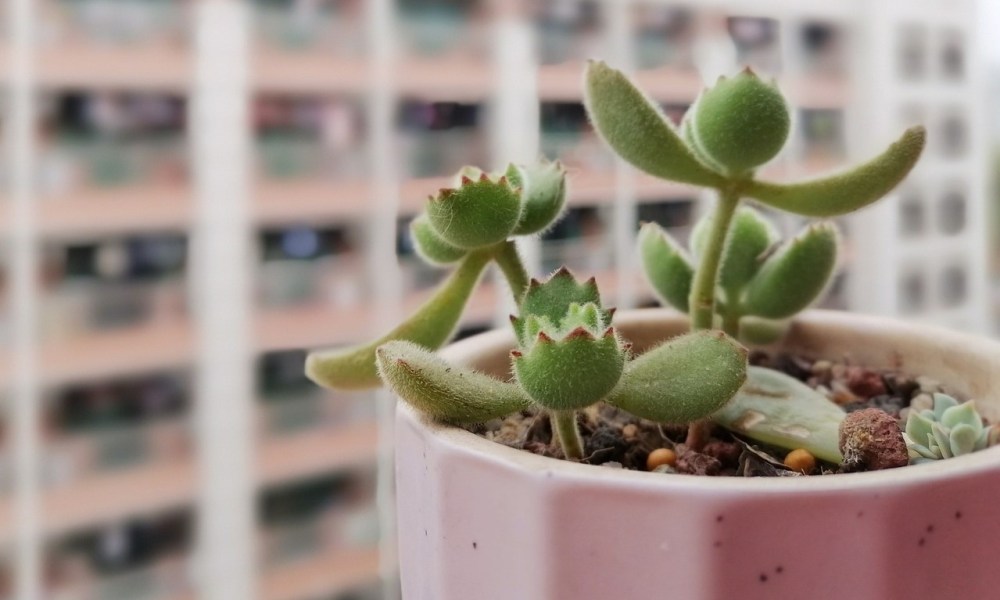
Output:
[564,326,595,341]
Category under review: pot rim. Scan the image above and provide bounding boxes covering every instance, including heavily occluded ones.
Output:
[400,308,1000,494]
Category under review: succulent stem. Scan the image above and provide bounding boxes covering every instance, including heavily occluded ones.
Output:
[689,188,740,330]
[721,309,741,339]
[494,240,531,305]
[684,419,712,451]
[551,410,584,460]
[306,249,492,390]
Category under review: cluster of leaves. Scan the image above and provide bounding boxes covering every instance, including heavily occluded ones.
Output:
[306,161,567,391]
[308,61,933,464]
[640,207,838,344]
[904,394,993,463]
[378,269,746,459]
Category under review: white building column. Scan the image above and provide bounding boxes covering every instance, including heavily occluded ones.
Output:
[190,2,256,598]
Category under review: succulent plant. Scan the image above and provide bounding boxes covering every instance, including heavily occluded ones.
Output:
[904,393,991,463]
[378,269,747,459]
[304,60,928,469]
[585,61,924,453]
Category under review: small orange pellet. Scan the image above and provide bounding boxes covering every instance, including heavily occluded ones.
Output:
[646,448,677,471]
[622,424,639,440]
[784,449,816,474]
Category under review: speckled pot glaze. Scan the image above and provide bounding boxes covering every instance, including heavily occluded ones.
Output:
[395,309,1000,600]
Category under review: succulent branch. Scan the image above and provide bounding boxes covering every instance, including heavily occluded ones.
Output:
[640,206,839,342]
[306,250,492,390]
[306,160,567,391]
[585,61,924,457]
[583,60,727,187]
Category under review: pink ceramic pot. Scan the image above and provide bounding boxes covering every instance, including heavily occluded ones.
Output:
[395,309,1000,600]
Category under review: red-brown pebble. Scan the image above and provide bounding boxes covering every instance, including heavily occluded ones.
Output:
[846,366,888,397]
[839,408,909,471]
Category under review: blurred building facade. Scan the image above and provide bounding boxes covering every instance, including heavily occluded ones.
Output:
[0,0,989,598]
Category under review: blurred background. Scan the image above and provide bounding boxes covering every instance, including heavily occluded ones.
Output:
[0,0,996,598]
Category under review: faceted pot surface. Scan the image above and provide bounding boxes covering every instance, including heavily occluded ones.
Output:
[396,309,1000,600]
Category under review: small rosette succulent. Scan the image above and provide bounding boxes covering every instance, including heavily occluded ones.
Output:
[904,393,991,463]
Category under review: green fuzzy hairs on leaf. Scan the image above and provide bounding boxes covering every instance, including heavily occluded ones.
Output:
[410,214,468,265]
[305,251,491,390]
[681,113,726,173]
[605,330,747,423]
[693,206,779,301]
[513,325,626,411]
[744,126,926,217]
[638,222,693,312]
[510,267,612,347]
[690,69,791,174]
[376,341,531,424]
[509,161,568,235]
[741,222,839,319]
[426,173,523,249]
[713,366,845,463]
[584,61,726,188]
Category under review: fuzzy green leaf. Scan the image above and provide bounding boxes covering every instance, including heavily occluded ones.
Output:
[605,331,747,423]
[305,251,491,390]
[376,341,531,424]
[410,214,468,265]
[713,366,846,463]
[741,222,839,319]
[513,327,625,411]
[638,222,693,312]
[690,69,791,173]
[744,126,926,216]
[700,206,779,299]
[738,316,790,345]
[583,61,725,187]
[510,161,568,235]
[681,112,725,172]
[426,174,522,249]
[511,267,610,347]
